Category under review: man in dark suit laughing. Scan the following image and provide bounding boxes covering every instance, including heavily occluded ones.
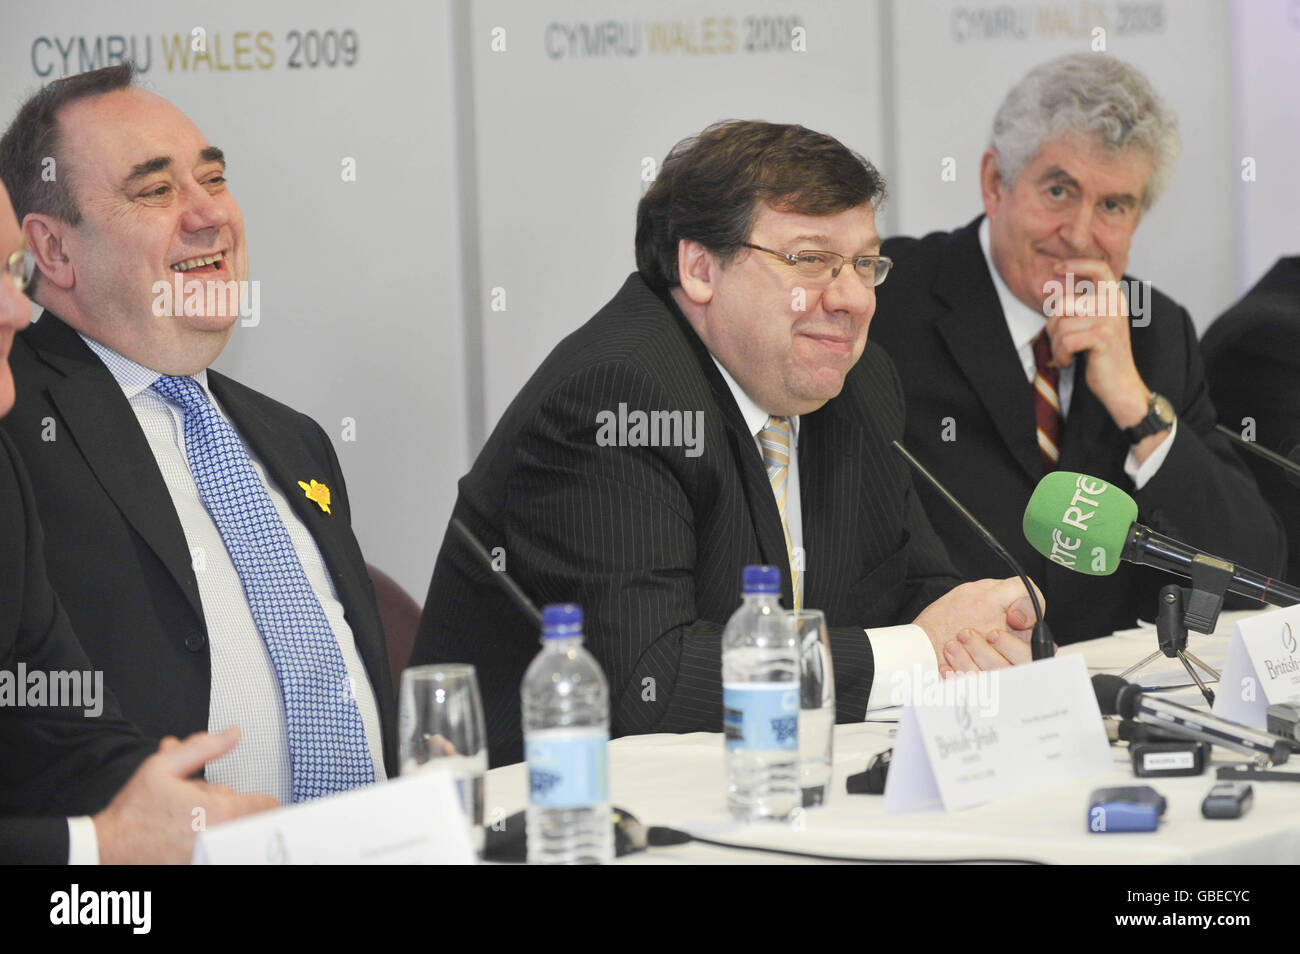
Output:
[415,120,1043,766]
[1,178,275,864]
[0,64,396,803]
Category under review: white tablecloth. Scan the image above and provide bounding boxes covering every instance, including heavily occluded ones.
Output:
[485,611,1300,863]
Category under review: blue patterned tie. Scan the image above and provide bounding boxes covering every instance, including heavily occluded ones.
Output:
[151,374,375,801]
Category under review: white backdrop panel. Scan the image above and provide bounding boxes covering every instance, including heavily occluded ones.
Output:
[1229,0,1300,295]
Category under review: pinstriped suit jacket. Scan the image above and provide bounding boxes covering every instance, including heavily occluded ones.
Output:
[414,273,961,766]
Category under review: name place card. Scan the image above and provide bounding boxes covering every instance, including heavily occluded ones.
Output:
[884,654,1112,812]
[1214,604,1300,729]
[194,770,475,864]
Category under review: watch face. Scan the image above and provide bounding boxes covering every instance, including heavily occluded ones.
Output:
[1151,393,1175,426]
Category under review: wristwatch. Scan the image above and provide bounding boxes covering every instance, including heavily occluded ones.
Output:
[1123,392,1175,444]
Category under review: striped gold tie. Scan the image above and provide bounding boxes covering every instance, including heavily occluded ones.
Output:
[759,415,802,610]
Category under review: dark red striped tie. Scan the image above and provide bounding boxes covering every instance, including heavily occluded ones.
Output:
[1032,330,1061,471]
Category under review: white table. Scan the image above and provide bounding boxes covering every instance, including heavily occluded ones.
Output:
[485,611,1300,863]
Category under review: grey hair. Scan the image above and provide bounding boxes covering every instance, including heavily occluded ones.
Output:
[988,53,1180,212]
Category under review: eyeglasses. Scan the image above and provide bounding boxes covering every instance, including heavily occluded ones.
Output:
[5,238,36,293]
[742,242,893,287]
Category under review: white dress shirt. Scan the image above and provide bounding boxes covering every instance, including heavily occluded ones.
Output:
[77,335,385,806]
[977,218,1175,487]
[710,358,935,712]
[67,815,98,864]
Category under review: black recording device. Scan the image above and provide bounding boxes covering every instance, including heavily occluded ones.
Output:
[1130,740,1209,777]
[1202,782,1253,819]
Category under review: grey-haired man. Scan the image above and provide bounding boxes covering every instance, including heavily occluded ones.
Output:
[871,53,1285,644]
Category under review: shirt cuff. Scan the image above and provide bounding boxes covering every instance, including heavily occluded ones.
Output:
[863,624,937,712]
[67,816,101,865]
[1124,417,1178,490]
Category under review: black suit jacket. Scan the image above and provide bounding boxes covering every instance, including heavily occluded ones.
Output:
[413,273,961,766]
[1,314,398,780]
[1202,257,1300,584]
[872,217,1287,643]
[2,430,154,864]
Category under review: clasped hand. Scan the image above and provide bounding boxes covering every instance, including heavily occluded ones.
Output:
[913,577,1044,675]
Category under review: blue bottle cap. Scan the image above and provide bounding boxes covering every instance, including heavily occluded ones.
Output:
[541,603,583,638]
[741,565,781,594]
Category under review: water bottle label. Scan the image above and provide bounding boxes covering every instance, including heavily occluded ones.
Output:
[525,728,609,809]
[723,683,799,751]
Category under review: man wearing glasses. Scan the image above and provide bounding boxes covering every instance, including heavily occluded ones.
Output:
[0,63,397,805]
[414,120,1043,767]
[2,181,276,863]
[870,53,1285,645]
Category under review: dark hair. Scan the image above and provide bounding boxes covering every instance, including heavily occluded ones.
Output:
[635,120,886,293]
[0,62,138,228]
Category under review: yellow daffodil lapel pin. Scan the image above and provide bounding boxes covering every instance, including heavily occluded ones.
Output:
[298,479,332,515]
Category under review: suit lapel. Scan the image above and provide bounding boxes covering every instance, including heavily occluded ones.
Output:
[665,298,795,606]
[797,402,859,612]
[932,220,1042,484]
[31,317,205,621]
[208,374,334,540]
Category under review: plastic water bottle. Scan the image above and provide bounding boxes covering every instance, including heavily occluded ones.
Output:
[723,565,800,821]
[522,603,614,864]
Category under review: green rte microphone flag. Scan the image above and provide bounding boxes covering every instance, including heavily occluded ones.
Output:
[1022,472,1139,577]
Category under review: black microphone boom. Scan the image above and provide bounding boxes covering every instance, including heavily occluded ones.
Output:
[890,441,1053,660]
[450,517,543,627]
[1123,524,1300,608]
[1215,424,1300,487]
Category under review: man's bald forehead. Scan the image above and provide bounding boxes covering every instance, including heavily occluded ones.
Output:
[55,87,212,200]
[57,87,203,155]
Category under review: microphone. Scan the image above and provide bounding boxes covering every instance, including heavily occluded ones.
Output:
[890,441,1052,660]
[450,517,543,627]
[1091,674,1290,765]
[1214,424,1300,489]
[1022,471,1300,607]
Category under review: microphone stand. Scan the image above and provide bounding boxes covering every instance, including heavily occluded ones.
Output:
[1119,556,1226,706]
